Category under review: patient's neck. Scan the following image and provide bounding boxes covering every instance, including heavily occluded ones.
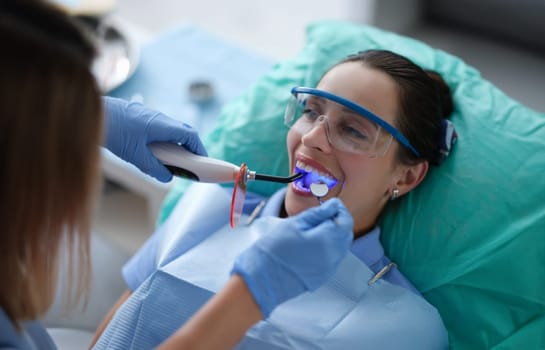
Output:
[279,201,288,218]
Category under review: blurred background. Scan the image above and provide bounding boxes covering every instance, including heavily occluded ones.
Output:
[58,0,545,255]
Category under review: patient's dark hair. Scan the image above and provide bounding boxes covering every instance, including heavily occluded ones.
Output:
[0,0,102,326]
[337,50,454,166]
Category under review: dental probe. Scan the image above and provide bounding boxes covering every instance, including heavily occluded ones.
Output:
[149,142,302,184]
[309,182,329,204]
[310,182,339,225]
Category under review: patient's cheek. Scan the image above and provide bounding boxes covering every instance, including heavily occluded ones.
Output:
[286,129,301,156]
[284,189,309,218]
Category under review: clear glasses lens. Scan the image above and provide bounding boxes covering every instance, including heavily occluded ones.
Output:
[284,92,393,157]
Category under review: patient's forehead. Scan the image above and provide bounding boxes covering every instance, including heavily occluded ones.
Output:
[317,62,400,126]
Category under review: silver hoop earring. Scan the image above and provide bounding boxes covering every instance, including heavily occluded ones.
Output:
[390,188,399,201]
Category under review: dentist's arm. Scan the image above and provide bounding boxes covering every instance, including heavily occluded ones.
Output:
[103,96,207,182]
[158,275,260,350]
[159,198,353,350]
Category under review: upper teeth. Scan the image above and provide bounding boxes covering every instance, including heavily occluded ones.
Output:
[296,160,334,180]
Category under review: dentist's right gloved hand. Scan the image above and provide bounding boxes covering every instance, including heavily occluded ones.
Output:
[103,96,207,182]
[231,198,353,318]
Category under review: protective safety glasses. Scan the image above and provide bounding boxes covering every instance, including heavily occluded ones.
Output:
[284,87,420,157]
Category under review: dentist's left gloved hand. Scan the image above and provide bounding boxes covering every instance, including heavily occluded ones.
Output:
[232,198,354,318]
[103,96,208,182]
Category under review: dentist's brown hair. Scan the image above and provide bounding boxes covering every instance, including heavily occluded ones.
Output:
[0,0,103,327]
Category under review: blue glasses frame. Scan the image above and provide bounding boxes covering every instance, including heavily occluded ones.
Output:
[291,87,420,157]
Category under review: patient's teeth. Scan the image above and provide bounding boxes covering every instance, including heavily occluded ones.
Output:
[296,160,334,181]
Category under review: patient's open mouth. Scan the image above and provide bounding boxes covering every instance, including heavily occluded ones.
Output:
[293,160,338,194]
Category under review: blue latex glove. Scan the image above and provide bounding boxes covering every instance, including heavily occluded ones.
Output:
[232,198,353,318]
[103,96,207,182]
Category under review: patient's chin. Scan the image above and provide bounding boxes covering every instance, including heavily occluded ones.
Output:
[284,189,317,217]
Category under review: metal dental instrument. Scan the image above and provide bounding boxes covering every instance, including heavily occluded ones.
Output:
[310,182,340,225]
[150,142,302,185]
[310,182,329,204]
[245,200,267,226]
[368,262,397,286]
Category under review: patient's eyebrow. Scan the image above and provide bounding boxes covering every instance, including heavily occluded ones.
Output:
[341,103,382,120]
[340,105,355,113]
[341,105,366,118]
[307,95,326,106]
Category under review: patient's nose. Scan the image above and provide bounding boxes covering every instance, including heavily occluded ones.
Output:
[301,116,333,153]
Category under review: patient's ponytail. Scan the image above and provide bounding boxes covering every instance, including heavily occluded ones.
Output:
[425,70,457,165]
[426,70,454,119]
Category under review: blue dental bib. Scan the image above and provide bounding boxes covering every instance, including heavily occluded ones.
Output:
[95,183,447,349]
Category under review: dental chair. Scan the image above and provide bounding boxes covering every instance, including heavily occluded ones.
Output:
[156,21,545,350]
[45,21,544,350]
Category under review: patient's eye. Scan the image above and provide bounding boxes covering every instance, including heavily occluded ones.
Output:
[335,115,378,146]
[303,108,321,121]
[302,98,324,122]
[339,122,370,140]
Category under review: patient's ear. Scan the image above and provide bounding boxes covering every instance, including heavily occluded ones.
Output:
[395,161,429,197]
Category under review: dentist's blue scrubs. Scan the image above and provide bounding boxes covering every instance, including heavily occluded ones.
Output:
[0,309,56,349]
